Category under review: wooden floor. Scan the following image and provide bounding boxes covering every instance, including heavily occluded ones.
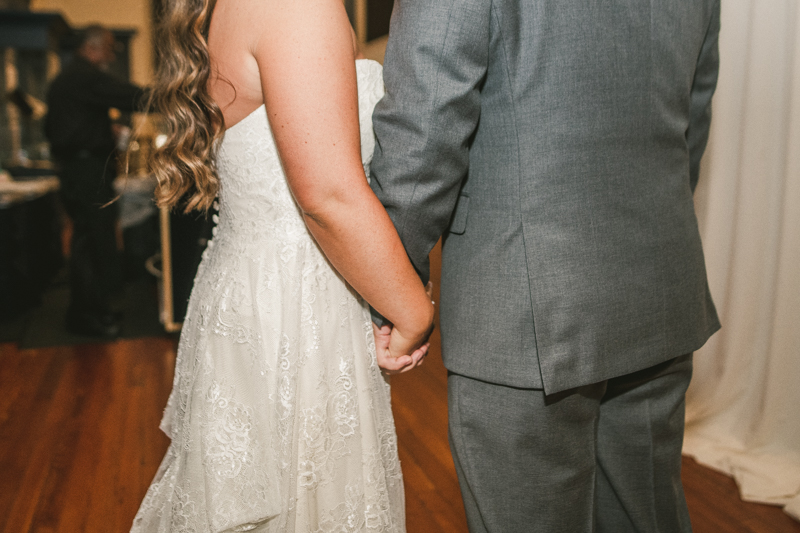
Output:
[2,340,800,532]
[1,248,799,532]
[2,338,800,532]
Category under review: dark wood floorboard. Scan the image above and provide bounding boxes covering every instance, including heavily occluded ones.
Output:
[1,243,798,532]
[3,335,799,533]
[0,340,174,533]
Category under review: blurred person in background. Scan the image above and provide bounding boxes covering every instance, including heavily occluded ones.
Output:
[45,24,147,338]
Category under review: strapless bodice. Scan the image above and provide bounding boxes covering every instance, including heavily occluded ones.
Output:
[131,59,406,533]
[211,59,385,249]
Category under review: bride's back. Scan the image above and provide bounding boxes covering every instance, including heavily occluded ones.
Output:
[206,0,361,131]
[206,0,269,130]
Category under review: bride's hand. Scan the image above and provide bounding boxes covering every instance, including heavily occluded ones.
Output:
[373,323,430,374]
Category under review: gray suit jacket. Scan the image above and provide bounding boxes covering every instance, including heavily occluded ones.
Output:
[370,0,721,394]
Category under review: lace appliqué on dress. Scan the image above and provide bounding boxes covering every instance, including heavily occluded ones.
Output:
[132,60,404,533]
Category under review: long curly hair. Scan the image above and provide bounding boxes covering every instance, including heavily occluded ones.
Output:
[149,0,223,212]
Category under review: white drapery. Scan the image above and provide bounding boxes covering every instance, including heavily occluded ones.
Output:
[686,0,800,521]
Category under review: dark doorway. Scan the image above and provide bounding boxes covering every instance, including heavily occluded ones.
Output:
[367,0,394,41]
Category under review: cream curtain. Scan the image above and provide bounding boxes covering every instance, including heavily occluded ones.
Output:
[686,0,800,521]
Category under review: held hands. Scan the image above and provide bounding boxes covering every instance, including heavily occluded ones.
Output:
[373,323,430,374]
[374,282,435,375]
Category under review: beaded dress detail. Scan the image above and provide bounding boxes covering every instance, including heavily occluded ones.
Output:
[131,60,404,533]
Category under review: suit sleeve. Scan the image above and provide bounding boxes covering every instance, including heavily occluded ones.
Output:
[687,0,720,192]
[370,0,491,284]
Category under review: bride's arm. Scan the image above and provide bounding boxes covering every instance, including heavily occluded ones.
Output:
[247,0,434,360]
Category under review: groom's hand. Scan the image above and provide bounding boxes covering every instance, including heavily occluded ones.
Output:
[373,323,430,374]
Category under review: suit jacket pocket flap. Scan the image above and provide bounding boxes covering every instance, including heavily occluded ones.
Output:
[449,194,470,235]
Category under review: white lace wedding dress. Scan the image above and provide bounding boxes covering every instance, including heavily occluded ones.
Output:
[131,60,405,533]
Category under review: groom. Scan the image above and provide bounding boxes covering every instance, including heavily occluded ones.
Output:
[370,0,721,531]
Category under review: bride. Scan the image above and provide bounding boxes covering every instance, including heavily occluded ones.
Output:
[131,0,434,531]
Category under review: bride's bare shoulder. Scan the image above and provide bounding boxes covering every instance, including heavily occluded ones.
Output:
[215,0,349,41]
[248,0,356,54]
[206,0,278,122]
[208,0,355,124]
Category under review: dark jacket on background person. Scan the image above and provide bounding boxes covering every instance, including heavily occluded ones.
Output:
[45,55,146,161]
[44,55,147,335]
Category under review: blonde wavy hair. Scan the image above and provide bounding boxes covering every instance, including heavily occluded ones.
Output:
[149,0,224,212]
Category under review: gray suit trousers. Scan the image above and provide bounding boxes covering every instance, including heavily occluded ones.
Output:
[448,355,693,533]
